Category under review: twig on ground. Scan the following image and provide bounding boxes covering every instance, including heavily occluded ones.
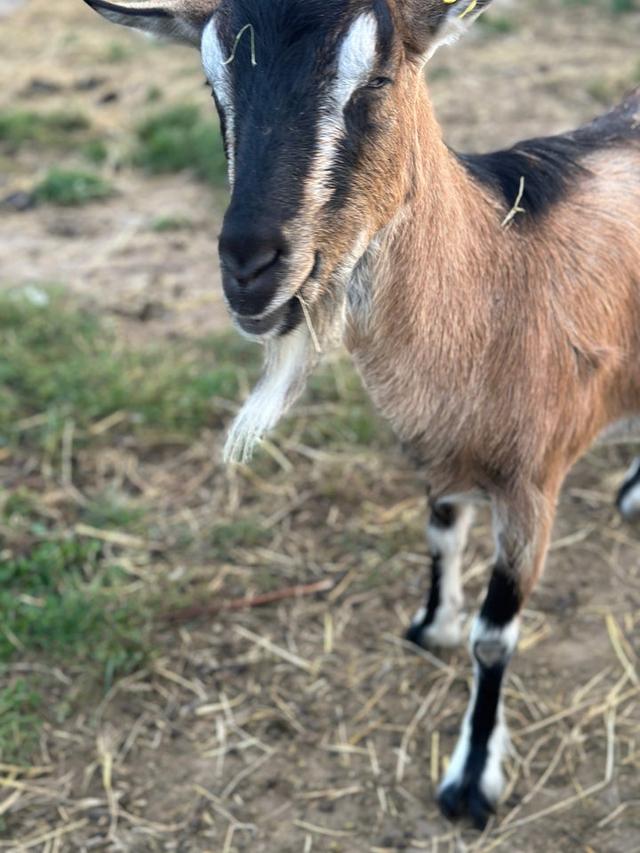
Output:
[163,577,337,624]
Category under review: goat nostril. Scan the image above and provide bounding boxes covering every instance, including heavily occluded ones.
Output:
[219,227,286,287]
[235,247,280,284]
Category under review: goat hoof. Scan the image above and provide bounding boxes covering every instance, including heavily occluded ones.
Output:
[405,621,427,647]
[437,783,466,820]
[467,785,495,831]
[437,782,495,831]
[405,616,463,650]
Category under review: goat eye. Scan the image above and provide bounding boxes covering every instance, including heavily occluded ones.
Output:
[366,76,392,90]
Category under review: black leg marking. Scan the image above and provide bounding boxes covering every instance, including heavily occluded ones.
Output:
[406,502,457,647]
[438,565,520,829]
[438,659,506,830]
[480,564,521,628]
[405,556,441,645]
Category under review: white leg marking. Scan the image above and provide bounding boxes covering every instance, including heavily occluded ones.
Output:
[619,458,640,518]
[439,669,476,790]
[412,505,474,648]
[439,616,518,803]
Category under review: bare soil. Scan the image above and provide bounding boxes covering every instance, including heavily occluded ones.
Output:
[1,0,639,851]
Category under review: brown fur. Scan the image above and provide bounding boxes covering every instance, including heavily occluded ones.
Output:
[345,78,640,589]
[84,0,640,821]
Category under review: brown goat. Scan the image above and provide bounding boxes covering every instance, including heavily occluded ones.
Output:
[84,0,640,828]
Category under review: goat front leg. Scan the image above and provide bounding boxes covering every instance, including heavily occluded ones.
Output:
[437,482,560,829]
[406,499,474,649]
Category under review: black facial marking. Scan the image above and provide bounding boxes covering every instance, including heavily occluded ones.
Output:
[214,0,398,229]
[211,91,230,160]
[218,0,347,224]
[373,0,395,65]
[457,88,640,225]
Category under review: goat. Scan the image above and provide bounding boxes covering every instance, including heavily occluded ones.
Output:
[84,0,640,829]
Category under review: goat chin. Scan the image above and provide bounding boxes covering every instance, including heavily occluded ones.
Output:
[223,290,346,464]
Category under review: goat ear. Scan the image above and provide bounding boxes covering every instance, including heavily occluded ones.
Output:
[402,0,494,60]
[82,0,219,45]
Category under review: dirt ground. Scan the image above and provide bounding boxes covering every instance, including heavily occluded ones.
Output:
[1,0,640,851]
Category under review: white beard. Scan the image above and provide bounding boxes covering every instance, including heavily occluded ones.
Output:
[223,290,346,464]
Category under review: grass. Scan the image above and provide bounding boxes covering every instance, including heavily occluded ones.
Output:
[0,538,148,686]
[150,214,195,233]
[0,289,383,456]
[33,168,114,206]
[103,41,133,63]
[81,493,146,532]
[478,14,517,34]
[0,289,387,766]
[81,138,109,165]
[0,291,252,452]
[610,0,635,12]
[132,104,228,186]
[0,680,43,764]
[0,109,90,152]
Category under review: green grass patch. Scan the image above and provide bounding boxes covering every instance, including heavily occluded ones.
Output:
[81,139,109,165]
[611,0,635,13]
[0,109,90,153]
[209,517,270,557]
[0,680,43,763]
[82,494,146,533]
[103,41,134,63]
[478,14,517,34]
[33,168,114,207]
[150,214,195,233]
[0,538,149,686]
[132,104,227,186]
[0,290,257,452]
[0,290,386,457]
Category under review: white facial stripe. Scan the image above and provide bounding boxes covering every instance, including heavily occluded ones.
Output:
[308,14,379,207]
[334,13,379,108]
[201,18,236,185]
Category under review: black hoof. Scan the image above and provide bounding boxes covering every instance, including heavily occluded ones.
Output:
[437,782,495,830]
[467,785,495,831]
[405,621,426,648]
[437,783,465,820]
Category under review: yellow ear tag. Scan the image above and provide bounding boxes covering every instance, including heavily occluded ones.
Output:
[458,0,478,19]
[440,0,478,17]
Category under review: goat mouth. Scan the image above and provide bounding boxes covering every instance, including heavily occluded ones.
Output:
[234,253,321,339]
[235,296,302,337]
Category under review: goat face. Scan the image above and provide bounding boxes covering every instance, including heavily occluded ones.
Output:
[84,0,494,460]
[207,0,418,342]
[83,0,461,341]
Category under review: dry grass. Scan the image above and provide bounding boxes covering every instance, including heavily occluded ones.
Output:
[1,0,640,849]
[0,296,638,851]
